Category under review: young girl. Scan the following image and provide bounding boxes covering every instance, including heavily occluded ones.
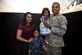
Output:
[28,28,47,55]
[40,7,51,45]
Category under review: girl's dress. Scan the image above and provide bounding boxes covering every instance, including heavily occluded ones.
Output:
[40,16,51,36]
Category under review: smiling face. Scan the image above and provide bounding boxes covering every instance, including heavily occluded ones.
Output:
[26,13,32,24]
[44,10,49,16]
[52,2,60,15]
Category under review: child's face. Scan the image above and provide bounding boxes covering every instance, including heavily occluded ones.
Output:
[44,10,49,16]
[33,30,39,38]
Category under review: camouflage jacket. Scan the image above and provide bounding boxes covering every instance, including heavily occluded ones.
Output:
[48,14,67,47]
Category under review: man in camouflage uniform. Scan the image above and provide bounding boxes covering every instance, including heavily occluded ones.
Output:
[42,2,67,55]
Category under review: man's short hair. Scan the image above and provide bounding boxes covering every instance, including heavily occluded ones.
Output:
[52,2,60,6]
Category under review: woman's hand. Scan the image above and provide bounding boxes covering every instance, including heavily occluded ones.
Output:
[29,38,33,42]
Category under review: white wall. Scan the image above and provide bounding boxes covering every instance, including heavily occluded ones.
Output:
[0,0,80,14]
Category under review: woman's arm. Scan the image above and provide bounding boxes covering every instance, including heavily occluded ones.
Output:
[16,29,29,43]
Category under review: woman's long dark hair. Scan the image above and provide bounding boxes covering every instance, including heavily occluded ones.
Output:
[41,7,50,17]
[23,12,34,28]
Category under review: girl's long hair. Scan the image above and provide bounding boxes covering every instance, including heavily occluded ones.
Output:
[41,7,50,17]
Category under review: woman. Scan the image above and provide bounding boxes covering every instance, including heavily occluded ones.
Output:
[16,12,35,55]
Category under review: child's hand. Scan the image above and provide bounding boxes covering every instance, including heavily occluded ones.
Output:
[44,47,48,53]
[44,39,48,43]
[42,16,45,22]
[28,50,31,55]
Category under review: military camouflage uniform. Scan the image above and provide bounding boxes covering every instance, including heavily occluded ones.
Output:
[47,14,67,55]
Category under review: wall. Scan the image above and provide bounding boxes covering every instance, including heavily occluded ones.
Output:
[0,11,82,55]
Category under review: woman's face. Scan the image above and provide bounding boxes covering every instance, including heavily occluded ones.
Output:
[33,30,39,38]
[26,14,32,23]
[44,10,49,16]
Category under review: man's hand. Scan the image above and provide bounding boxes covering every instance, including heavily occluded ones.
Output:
[41,16,51,28]
[43,20,51,28]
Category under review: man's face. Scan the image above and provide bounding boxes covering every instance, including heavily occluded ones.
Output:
[52,3,60,15]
